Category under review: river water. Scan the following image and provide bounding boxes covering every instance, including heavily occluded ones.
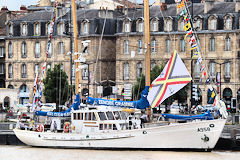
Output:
[0,145,240,160]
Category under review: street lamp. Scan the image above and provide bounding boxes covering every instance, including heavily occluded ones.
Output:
[215,61,229,99]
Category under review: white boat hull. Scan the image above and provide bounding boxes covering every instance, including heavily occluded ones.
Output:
[14,119,226,150]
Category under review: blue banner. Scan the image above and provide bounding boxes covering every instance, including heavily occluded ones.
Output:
[35,94,80,117]
[87,86,150,109]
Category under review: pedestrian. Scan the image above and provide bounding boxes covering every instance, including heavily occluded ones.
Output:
[53,121,57,132]
[140,111,148,128]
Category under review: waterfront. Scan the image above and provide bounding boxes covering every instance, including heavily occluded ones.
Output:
[0,145,240,160]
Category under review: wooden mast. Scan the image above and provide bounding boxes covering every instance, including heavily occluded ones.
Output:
[72,0,80,94]
[143,0,151,120]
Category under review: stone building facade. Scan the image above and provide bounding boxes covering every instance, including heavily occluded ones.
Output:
[3,0,240,109]
[114,1,240,108]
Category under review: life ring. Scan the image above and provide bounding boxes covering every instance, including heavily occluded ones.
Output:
[64,123,70,133]
[37,124,44,132]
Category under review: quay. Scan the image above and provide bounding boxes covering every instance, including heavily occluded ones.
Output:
[0,122,239,150]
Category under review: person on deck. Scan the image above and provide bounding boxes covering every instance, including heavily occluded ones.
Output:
[140,111,148,128]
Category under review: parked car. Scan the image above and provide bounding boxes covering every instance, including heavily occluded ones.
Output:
[170,104,184,114]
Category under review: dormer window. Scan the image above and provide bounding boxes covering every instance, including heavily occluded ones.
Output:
[165,18,172,32]
[21,23,28,36]
[8,23,13,36]
[47,22,52,35]
[209,16,217,30]
[58,22,64,35]
[137,18,144,32]
[179,18,184,31]
[224,16,232,30]
[34,22,40,36]
[152,19,158,32]
[82,20,89,35]
[124,21,130,33]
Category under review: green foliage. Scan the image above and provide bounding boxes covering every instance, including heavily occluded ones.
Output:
[43,64,73,108]
[133,64,190,105]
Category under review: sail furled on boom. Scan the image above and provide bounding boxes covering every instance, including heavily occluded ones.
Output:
[147,51,192,108]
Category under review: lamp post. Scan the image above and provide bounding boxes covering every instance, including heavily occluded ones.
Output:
[215,61,229,100]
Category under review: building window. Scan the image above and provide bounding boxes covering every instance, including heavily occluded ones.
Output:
[22,42,27,58]
[8,23,13,35]
[123,62,129,80]
[194,62,200,78]
[0,63,4,75]
[60,64,64,70]
[72,64,75,80]
[138,39,142,54]
[138,21,143,32]
[225,36,231,51]
[210,18,216,30]
[151,39,157,53]
[8,42,13,58]
[210,37,215,52]
[124,22,130,32]
[225,17,231,30]
[34,64,39,76]
[83,22,88,34]
[0,47,5,58]
[166,39,171,53]
[47,64,51,70]
[180,38,185,52]
[48,43,52,58]
[209,62,215,77]
[137,62,142,78]
[35,42,40,58]
[21,23,27,36]
[225,62,231,78]
[152,20,158,32]
[166,20,171,32]
[58,42,64,55]
[180,19,184,31]
[8,64,12,78]
[151,62,156,70]
[47,22,52,35]
[58,23,64,35]
[196,19,201,30]
[34,23,40,35]
[124,40,129,54]
[21,64,27,78]
[82,65,88,80]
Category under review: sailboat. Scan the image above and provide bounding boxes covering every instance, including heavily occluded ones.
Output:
[13,0,228,151]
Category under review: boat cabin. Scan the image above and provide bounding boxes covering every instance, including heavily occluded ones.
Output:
[71,107,141,133]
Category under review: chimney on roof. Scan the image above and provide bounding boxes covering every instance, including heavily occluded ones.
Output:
[204,0,215,14]
[235,0,240,12]
[1,6,8,12]
[20,5,27,11]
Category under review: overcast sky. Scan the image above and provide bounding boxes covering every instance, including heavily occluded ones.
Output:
[0,0,155,11]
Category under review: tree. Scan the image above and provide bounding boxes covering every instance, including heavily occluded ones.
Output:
[43,64,73,110]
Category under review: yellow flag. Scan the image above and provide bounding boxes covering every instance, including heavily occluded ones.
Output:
[184,22,191,31]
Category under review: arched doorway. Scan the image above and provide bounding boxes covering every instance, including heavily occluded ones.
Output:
[19,84,29,104]
[4,96,10,110]
[223,88,232,110]
[8,85,14,89]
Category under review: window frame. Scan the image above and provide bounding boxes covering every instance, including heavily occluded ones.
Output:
[21,42,27,58]
[8,64,13,78]
[8,42,13,58]
[123,62,130,80]
[35,42,40,58]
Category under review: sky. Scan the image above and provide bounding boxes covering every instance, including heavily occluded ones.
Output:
[0,0,155,11]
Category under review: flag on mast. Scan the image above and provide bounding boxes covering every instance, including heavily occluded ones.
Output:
[147,51,192,108]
